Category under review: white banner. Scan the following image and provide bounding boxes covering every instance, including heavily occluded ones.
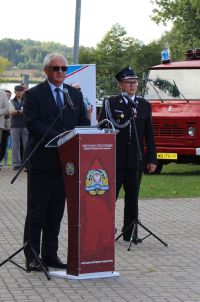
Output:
[64,64,96,125]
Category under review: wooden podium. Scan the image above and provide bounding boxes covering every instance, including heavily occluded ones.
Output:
[50,127,119,279]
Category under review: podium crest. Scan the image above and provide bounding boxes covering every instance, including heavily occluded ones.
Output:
[85,158,109,195]
[65,162,75,175]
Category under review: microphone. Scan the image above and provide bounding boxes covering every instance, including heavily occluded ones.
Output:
[63,88,76,110]
[121,92,137,118]
[121,92,137,108]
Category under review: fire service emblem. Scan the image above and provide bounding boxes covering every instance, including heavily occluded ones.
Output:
[85,169,109,195]
[65,162,75,175]
[85,158,109,195]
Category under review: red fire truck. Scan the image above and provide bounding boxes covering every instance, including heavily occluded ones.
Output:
[144,49,200,173]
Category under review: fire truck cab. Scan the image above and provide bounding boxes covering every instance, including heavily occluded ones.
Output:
[144,49,200,173]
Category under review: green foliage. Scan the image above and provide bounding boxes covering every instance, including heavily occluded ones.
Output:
[79,46,96,64]
[91,24,164,97]
[0,38,23,66]
[0,38,73,70]
[0,56,11,73]
[152,0,200,50]
[130,42,162,76]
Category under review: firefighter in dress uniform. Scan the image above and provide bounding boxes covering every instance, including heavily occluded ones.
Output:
[98,66,157,241]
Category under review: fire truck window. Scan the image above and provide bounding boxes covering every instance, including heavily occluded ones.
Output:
[145,69,200,100]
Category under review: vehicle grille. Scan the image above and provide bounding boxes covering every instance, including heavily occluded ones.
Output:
[153,122,194,137]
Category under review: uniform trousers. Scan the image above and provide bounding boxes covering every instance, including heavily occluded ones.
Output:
[24,170,66,261]
[116,167,142,238]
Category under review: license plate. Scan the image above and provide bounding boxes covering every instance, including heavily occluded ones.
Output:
[157,152,177,160]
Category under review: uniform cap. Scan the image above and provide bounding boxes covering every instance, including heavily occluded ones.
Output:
[115,65,138,82]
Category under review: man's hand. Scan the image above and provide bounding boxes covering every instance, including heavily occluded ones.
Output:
[11,109,22,116]
[146,163,157,174]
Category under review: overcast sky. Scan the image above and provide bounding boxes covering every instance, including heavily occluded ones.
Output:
[0,0,171,47]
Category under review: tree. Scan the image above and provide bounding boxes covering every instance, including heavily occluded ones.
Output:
[0,38,73,69]
[74,24,164,97]
[0,56,11,74]
[94,24,144,96]
[0,38,23,65]
[79,46,96,64]
[96,24,132,74]
[152,0,200,47]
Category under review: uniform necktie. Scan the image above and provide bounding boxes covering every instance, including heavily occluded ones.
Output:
[54,88,63,111]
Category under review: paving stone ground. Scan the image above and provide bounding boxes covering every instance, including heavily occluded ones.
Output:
[0,166,200,302]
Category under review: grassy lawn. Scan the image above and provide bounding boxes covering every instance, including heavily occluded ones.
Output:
[119,163,200,199]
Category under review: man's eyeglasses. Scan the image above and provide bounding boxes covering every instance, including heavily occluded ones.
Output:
[122,81,138,85]
[47,66,68,72]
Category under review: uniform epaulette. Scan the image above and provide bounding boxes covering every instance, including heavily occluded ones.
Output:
[105,95,117,101]
[136,95,146,102]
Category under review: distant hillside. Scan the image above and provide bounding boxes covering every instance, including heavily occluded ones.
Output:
[0,38,73,70]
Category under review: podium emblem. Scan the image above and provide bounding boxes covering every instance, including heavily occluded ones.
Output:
[85,169,109,195]
[65,162,75,175]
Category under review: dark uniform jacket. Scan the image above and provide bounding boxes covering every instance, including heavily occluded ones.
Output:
[99,94,157,169]
[23,80,90,171]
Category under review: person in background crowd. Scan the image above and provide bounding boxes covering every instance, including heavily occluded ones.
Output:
[9,85,28,170]
[19,83,28,157]
[98,66,157,241]
[72,82,93,120]
[0,90,11,167]
[23,52,90,272]
[20,82,28,94]
[0,89,9,170]
[5,89,12,100]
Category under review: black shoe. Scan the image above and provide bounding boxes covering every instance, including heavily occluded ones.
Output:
[123,235,142,244]
[26,259,43,272]
[42,256,67,269]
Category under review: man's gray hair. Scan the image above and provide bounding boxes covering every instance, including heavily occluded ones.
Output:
[43,53,68,67]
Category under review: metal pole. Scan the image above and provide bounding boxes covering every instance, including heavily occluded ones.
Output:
[73,0,81,64]
[21,74,29,89]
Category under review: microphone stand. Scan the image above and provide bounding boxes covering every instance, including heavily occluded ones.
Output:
[0,103,68,280]
[115,99,168,251]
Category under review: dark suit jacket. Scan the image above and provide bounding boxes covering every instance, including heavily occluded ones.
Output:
[23,80,90,171]
[99,94,157,169]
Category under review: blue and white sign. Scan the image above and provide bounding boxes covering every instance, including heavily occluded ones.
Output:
[65,64,96,125]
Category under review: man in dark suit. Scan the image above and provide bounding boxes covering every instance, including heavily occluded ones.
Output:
[23,53,90,271]
[98,66,157,241]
